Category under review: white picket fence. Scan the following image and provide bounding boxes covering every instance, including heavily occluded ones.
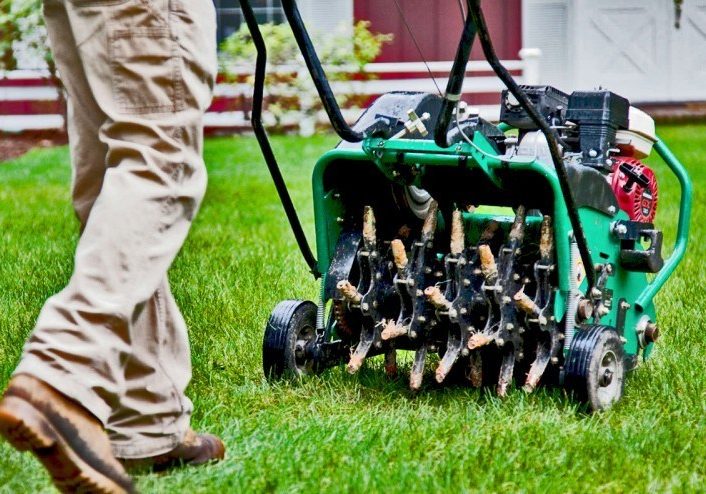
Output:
[0,49,541,133]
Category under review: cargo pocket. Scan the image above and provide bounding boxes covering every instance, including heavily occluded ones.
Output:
[110,27,184,115]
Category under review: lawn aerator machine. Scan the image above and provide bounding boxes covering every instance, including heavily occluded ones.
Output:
[241,0,692,410]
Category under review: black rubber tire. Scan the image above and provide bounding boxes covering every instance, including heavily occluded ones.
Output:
[564,325,626,411]
[263,300,318,380]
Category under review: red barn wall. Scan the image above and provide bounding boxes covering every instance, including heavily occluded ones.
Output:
[354,0,522,62]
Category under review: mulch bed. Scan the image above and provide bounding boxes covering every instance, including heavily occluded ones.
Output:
[0,130,68,162]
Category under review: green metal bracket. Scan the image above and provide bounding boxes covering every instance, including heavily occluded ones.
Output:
[362,134,503,187]
[634,137,692,311]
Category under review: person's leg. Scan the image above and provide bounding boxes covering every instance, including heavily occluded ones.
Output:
[12,0,218,459]
[106,278,193,458]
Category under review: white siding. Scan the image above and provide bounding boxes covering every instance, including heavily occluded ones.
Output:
[296,0,353,36]
[523,0,570,92]
[523,0,706,102]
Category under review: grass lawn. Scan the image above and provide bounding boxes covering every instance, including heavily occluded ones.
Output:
[0,125,704,493]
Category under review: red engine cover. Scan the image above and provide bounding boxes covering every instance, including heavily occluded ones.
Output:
[609,157,659,222]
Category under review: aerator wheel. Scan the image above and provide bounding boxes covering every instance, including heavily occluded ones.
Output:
[263,300,318,380]
[564,325,626,411]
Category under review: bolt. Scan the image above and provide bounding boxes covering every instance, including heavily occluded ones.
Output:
[620,301,631,310]
[506,323,514,331]
[424,266,432,274]
[496,338,505,347]
[333,192,341,199]
[416,289,423,297]
[551,357,559,364]
[502,296,511,304]
[449,309,458,318]
[375,341,383,348]
[434,271,444,278]
[518,327,525,334]
[473,269,482,275]
[409,279,415,287]
[372,301,379,308]
[645,322,660,343]
[460,307,468,315]
[549,316,556,322]
[620,336,627,344]
[417,316,427,323]
[577,299,594,321]
[461,348,470,357]
[336,217,344,224]
[361,303,369,311]
[513,273,520,281]
[608,206,617,215]
[591,287,602,298]
[410,331,418,339]
[600,368,613,386]
[612,222,627,235]
[463,278,471,287]
[375,272,382,280]
[588,149,598,158]
[523,277,531,284]
[518,352,524,360]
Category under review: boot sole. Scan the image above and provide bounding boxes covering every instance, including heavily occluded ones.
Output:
[0,395,134,494]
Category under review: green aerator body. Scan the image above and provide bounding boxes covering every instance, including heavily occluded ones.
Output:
[242,0,692,411]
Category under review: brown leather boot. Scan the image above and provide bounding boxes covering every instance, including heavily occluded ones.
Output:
[0,375,135,494]
[121,429,225,472]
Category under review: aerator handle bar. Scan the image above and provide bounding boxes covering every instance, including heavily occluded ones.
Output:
[240,0,320,278]
[280,0,364,143]
[635,138,692,310]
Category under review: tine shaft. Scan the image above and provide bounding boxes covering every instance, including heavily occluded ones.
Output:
[509,205,526,242]
[363,205,376,250]
[523,341,550,393]
[480,220,500,243]
[421,200,439,240]
[450,209,465,255]
[513,286,540,317]
[435,335,461,383]
[391,239,408,273]
[346,327,375,374]
[384,348,398,378]
[337,280,363,304]
[468,333,492,350]
[409,345,428,391]
[496,350,515,397]
[424,286,452,311]
[539,215,554,260]
[478,245,498,285]
[468,352,483,388]
[381,320,407,340]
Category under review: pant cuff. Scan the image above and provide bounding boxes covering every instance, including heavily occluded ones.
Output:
[110,428,188,459]
[13,355,112,425]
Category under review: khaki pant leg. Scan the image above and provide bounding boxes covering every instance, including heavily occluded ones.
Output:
[15,0,217,458]
[42,0,108,228]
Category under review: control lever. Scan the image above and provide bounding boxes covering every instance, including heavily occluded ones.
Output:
[392,110,431,139]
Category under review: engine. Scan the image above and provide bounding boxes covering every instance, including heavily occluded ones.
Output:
[500,86,659,224]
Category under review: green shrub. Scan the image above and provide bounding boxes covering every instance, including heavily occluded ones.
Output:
[220,20,392,134]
